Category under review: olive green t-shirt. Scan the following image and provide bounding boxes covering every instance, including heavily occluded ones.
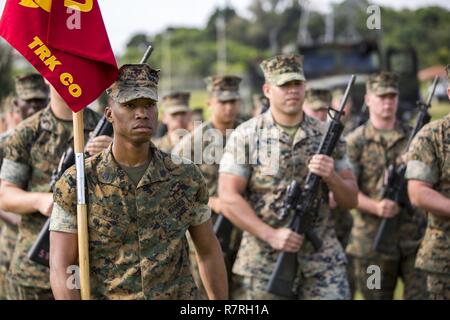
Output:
[275,122,300,141]
[119,160,150,186]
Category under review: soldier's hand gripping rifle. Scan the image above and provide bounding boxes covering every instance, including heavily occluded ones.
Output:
[28,45,155,267]
[372,76,439,253]
[267,75,356,297]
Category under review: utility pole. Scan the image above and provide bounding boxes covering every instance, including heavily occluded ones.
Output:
[216,0,231,75]
[216,8,227,76]
[297,1,312,46]
[324,10,335,43]
[163,29,172,94]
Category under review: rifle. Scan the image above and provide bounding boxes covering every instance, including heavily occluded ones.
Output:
[28,45,154,267]
[372,76,439,254]
[267,75,356,297]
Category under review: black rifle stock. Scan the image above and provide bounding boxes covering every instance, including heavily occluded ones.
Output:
[27,45,155,267]
[267,75,356,297]
[213,214,233,253]
[372,76,439,253]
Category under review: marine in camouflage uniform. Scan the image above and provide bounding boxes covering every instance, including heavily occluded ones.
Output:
[405,65,450,300]
[303,88,331,122]
[49,64,227,300]
[0,131,14,300]
[0,77,99,300]
[173,75,243,298]
[0,74,49,300]
[346,72,427,300]
[152,91,191,153]
[332,88,363,137]
[219,54,358,300]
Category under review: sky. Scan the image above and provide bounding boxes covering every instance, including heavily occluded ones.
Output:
[1,0,449,54]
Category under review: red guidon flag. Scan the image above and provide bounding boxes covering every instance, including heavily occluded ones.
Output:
[0,0,118,112]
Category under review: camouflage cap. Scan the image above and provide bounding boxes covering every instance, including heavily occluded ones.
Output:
[304,88,332,111]
[260,54,306,86]
[15,73,49,101]
[366,71,399,96]
[107,64,160,104]
[205,75,242,102]
[162,91,191,115]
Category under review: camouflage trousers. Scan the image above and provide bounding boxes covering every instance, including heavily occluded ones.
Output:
[426,272,450,300]
[0,272,6,300]
[231,263,350,300]
[353,254,428,300]
[332,207,355,298]
[6,276,53,300]
[187,227,242,300]
[346,255,356,299]
[333,207,353,250]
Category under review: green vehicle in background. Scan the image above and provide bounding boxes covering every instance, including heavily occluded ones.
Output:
[247,39,420,124]
[302,39,419,123]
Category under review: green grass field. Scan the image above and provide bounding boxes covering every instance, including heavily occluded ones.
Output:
[354,280,404,300]
[430,100,449,120]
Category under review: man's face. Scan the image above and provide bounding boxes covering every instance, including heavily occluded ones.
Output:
[14,97,48,120]
[209,97,240,126]
[106,98,158,144]
[163,111,191,132]
[332,97,353,122]
[263,80,306,117]
[365,92,398,121]
[303,107,328,122]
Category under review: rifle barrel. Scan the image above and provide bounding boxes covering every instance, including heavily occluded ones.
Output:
[337,75,356,114]
[140,45,154,64]
[425,76,439,107]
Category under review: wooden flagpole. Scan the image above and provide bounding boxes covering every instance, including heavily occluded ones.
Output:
[73,110,90,300]
[70,44,153,300]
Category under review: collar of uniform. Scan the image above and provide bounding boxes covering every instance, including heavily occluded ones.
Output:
[293,114,323,145]
[262,110,321,145]
[364,120,408,148]
[138,143,172,187]
[97,143,170,187]
[40,105,98,133]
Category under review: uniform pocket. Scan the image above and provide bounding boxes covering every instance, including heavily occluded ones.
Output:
[88,210,128,243]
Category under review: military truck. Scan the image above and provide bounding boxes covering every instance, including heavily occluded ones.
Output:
[247,39,420,124]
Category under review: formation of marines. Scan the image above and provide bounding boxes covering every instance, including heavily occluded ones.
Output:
[0,49,448,300]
